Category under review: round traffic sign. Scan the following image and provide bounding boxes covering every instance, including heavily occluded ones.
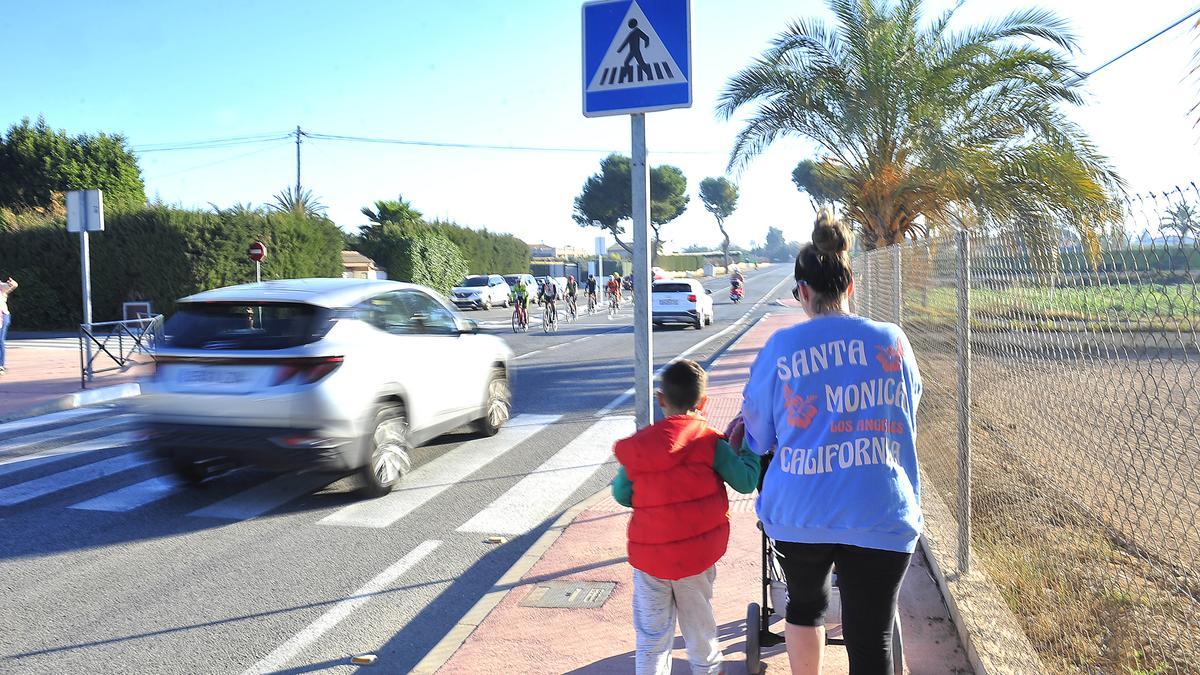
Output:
[248,241,267,262]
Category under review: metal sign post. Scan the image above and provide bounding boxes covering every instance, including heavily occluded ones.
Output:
[630,114,653,428]
[67,190,104,382]
[584,0,691,429]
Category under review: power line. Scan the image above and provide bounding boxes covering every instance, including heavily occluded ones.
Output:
[131,132,293,152]
[130,128,722,156]
[300,131,721,156]
[141,139,292,180]
[1077,5,1200,82]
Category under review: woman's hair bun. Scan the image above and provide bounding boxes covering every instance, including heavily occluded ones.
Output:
[811,208,850,255]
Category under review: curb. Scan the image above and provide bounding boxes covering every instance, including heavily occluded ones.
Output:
[410,488,613,674]
[0,383,141,424]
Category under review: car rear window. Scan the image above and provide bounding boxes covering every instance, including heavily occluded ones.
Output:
[653,283,693,293]
[163,302,328,350]
[503,276,521,286]
[460,277,489,287]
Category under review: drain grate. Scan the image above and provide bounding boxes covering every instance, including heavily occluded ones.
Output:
[519,581,616,609]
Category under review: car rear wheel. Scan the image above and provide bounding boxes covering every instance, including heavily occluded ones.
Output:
[359,403,411,498]
[473,368,511,436]
[694,314,703,330]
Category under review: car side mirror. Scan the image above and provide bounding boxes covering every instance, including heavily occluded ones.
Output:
[705,289,713,295]
[459,318,480,334]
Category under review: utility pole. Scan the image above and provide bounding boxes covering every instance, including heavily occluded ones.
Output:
[295,125,302,197]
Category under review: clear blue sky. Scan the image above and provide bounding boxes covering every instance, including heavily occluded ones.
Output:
[4,1,1199,250]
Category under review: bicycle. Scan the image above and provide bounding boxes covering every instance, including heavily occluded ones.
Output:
[542,303,558,333]
[608,292,619,318]
[565,296,577,323]
[511,302,529,333]
[587,292,598,315]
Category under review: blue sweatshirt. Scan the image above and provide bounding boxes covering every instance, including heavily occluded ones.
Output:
[741,314,923,553]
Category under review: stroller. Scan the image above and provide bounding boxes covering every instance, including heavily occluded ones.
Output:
[745,455,905,674]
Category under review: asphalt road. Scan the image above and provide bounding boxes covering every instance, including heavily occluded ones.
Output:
[0,265,792,674]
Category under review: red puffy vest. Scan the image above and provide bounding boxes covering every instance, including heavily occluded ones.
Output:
[614,415,730,580]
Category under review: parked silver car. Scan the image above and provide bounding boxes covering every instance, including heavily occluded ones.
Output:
[138,278,513,497]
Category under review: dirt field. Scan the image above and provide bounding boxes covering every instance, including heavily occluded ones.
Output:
[909,331,1200,674]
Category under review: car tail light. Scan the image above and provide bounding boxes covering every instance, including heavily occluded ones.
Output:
[688,294,697,302]
[271,356,345,386]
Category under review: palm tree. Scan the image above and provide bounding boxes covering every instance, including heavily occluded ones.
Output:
[1160,202,1199,240]
[270,187,327,218]
[717,0,1124,253]
[360,196,423,227]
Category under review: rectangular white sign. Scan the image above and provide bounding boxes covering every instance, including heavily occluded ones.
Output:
[66,189,104,232]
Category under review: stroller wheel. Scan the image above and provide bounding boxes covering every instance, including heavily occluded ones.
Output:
[892,609,905,674]
[746,602,762,674]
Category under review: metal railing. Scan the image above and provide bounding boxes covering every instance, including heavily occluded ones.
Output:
[79,315,164,387]
[853,190,1200,673]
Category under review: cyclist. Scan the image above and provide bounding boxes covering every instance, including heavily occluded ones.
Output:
[606,274,622,310]
[511,277,530,325]
[586,274,599,311]
[565,275,579,316]
[541,277,560,322]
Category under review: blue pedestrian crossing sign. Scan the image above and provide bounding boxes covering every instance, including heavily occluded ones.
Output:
[582,0,691,117]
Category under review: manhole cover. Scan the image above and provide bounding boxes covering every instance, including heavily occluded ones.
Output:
[519,581,616,609]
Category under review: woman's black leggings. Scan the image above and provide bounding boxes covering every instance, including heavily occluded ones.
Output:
[774,541,911,674]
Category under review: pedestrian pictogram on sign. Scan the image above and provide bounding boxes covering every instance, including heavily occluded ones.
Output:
[582,0,691,117]
[587,6,685,92]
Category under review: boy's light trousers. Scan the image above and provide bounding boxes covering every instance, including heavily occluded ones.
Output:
[632,565,722,675]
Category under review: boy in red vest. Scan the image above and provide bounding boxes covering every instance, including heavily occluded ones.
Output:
[612,359,760,675]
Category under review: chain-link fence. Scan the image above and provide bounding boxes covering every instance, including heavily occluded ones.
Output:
[854,187,1200,674]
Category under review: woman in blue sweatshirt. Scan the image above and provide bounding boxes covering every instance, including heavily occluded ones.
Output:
[731,210,922,675]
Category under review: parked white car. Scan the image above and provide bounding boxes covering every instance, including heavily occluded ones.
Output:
[138,278,513,497]
[450,275,511,310]
[652,279,714,329]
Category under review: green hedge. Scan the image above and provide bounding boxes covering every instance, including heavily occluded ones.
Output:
[0,206,343,330]
[657,254,706,272]
[429,219,529,274]
[355,222,468,295]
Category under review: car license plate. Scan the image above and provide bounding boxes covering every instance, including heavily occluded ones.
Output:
[659,298,680,306]
[174,366,252,391]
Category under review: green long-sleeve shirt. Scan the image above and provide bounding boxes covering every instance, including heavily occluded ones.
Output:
[611,436,760,508]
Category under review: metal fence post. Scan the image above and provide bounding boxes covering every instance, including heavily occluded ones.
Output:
[868,252,878,317]
[892,244,903,326]
[955,229,972,574]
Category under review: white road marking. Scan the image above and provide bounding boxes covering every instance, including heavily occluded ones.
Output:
[68,475,181,512]
[241,540,441,675]
[188,472,338,521]
[0,408,104,437]
[320,414,560,529]
[0,452,157,506]
[457,415,635,536]
[0,416,132,453]
[594,272,793,417]
[513,349,544,361]
[0,431,144,478]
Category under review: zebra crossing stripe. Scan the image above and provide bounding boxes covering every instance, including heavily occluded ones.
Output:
[0,416,132,453]
[456,415,634,536]
[188,472,338,521]
[69,475,181,512]
[320,414,560,529]
[0,452,157,506]
[0,431,144,478]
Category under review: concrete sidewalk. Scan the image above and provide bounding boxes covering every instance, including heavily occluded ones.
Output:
[428,308,971,674]
[0,340,147,421]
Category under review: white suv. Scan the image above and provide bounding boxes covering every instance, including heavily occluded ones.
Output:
[138,278,513,497]
[652,279,714,330]
[451,274,511,310]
